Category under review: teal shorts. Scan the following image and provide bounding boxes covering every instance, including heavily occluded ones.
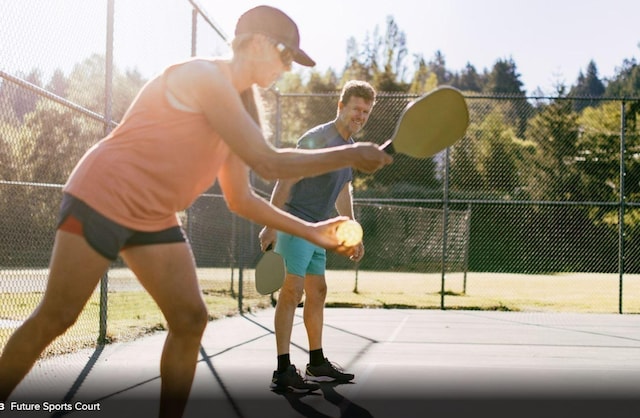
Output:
[275,231,326,277]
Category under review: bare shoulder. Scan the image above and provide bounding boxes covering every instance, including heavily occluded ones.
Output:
[166,58,236,110]
[172,57,219,76]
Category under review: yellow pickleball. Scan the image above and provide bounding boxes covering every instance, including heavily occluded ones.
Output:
[336,220,363,247]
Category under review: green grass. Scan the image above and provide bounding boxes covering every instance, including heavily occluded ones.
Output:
[1,269,639,358]
[322,271,640,313]
[0,291,271,357]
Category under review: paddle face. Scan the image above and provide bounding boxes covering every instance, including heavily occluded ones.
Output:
[255,248,286,295]
[384,86,469,158]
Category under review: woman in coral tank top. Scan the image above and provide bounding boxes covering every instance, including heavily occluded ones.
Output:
[0,6,392,417]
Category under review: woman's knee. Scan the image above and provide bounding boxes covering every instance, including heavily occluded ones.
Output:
[29,307,79,339]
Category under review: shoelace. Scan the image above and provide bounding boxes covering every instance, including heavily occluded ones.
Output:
[325,359,346,372]
[291,366,307,383]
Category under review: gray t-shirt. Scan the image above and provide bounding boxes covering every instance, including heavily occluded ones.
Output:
[284,121,353,222]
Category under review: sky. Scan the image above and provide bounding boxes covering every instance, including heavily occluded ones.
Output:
[199,0,640,94]
[2,0,639,96]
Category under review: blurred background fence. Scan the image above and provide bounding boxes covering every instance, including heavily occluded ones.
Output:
[1,0,639,358]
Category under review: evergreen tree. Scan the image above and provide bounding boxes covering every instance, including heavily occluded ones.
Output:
[483,58,530,136]
[605,57,640,98]
[525,99,580,200]
[455,63,484,92]
[428,50,452,85]
[484,58,525,95]
[604,56,640,130]
[46,69,69,98]
[408,56,438,94]
[0,69,43,122]
[569,60,605,112]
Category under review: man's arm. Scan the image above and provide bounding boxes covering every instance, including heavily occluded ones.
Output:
[335,182,364,261]
[335,182,355,219]
[269,178,297,210]
[258,178,298,250]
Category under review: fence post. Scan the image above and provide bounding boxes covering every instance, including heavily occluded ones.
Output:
[98,0,115,344]
[462,203,472,294]
[440,148,451,310]
[190,7,197,57]
[237,216,245,312]
[274,89,282,148]
[618,101,627,314]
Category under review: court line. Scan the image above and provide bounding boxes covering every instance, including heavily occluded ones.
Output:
[387,315,410,342]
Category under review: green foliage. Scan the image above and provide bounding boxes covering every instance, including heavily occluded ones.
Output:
[3,12,640,275]
[408,59,438,94]
[0,56,146,267]
[605,58,640,98]
[576,102,624,201]
[525,99,580,201]
[477,111,521,196]
[569,60,605,112]
[484,58,525,96]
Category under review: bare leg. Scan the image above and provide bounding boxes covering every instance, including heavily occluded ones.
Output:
[303,274,327,351]
[274,274,304,356]
[121,242,208,418]
[0,231,110,400]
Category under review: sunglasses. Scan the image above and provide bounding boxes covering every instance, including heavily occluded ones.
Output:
[267,37,294,67]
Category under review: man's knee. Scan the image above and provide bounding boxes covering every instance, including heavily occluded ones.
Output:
[166,304,208,336]
[279,280,304,305]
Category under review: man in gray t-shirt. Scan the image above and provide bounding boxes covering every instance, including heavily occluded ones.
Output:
[260,80,377,393]
[285,122,354,223]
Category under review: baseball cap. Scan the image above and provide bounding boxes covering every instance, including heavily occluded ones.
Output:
[235,5,316,67]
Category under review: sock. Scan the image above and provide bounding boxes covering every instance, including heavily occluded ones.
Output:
[277,354,291,373]
[309,348,325,367]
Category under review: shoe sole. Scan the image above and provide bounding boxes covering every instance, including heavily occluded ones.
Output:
[305,374,354,383]
[270,383,320,393]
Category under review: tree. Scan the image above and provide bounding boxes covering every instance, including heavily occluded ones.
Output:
[16,101,96,184]
[454,63,484,92]
[307,70,339,93]
[343,15,409,92]
[484,57,525,96]
[46,69,69,98]
[341,57,373,84]
[604,56,640,130]
[484,58,530,136]
[408,55,437,94]
[373,69,407,92]
[267,72,312,147]
[605,57,640,98]
[0,69,42,122]
[449,123,483,197]
[427,50,453,85]
[524,99,580,201]
[473,110,524,198]
[66,54,145,122]
[381,16,409,81]
[576,102,627,202]
[569,60,605,112]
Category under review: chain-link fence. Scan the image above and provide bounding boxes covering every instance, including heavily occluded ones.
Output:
[0,0,269,358]
[1,0,640,359]
[266,92,640,314]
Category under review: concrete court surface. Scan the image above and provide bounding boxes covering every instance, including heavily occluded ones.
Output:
[6,308,640,418]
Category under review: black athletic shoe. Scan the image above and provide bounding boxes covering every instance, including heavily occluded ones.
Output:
[270,365,321,393]
[305,358,355,382]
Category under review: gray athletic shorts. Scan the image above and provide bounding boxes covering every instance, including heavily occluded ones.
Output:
[57,193,187,261]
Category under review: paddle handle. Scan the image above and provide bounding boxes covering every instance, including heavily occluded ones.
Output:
[381,139,396,155]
